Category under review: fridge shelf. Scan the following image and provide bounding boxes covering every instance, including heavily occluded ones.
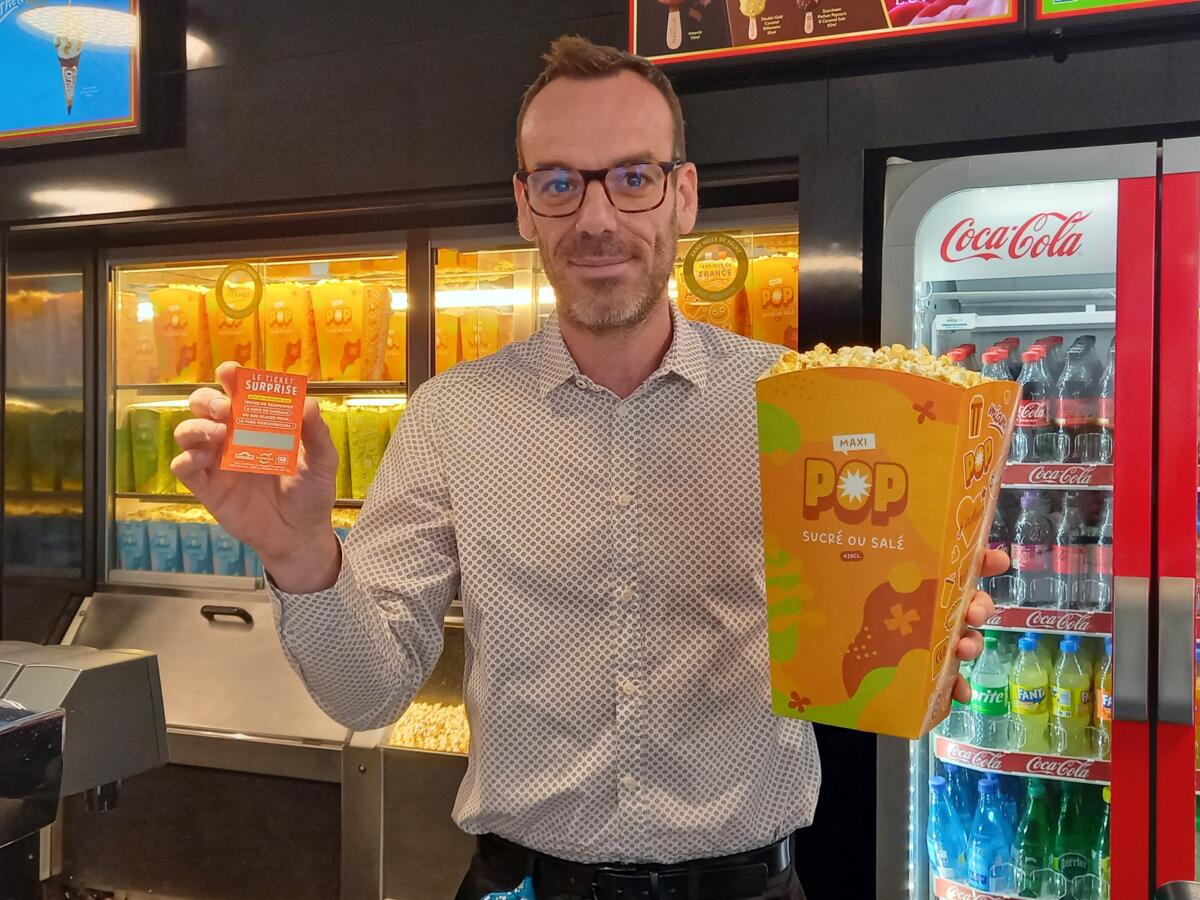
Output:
[115,381,407,396]
[108,569,262,592]
[931,877,1037,900]
[933,735,1110,785]
[1001,464,1112,490]
[984,606,1111,635]
[116,492,365,508]
[5,384,84,399]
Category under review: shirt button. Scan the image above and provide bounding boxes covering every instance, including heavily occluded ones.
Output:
[620,774,639,791]
[615,491,635,507]
[616,585,633,603]
[620,679,638,697]
[614,405,629,419]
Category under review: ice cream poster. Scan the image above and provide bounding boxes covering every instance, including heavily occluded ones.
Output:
[631,0,1017,63]
[0,0,139,148]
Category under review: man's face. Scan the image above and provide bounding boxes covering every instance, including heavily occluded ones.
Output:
[515,71,698,335]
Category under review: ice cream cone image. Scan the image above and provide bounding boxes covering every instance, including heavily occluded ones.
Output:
[54,34,83,115]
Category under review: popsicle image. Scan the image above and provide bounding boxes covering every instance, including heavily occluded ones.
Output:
[658,0,684,50]
[740,0,766,39]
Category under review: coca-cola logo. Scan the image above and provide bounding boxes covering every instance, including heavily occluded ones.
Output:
[943,742,1004,770]
[1024,756,1097,780]
[1027,465,1098,486]
[941,211,1091,264]
[942,884,979,900]
[1024,609,1095,631]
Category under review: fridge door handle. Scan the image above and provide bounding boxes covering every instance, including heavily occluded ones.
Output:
[1113,574,1151,723]
[1157,575,1196,726]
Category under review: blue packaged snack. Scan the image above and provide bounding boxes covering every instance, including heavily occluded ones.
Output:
[243,543,264,578]
[211,526,244,576]
[179,523,214,574]
[116,520,151,571]
[146,521,182,573]
[481,877,535,900]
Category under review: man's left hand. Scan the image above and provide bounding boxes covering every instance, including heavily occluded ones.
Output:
[952,548,1007,704]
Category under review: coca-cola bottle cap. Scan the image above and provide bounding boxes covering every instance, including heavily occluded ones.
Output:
[1044,335,1063,346]
[982,350,1003,363]
[1021,349,1042,363]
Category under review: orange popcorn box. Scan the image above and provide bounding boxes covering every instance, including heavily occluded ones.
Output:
[262,283,320,379]
[757,367,1018,739]
[206,286,260,370]
[150,287,213,383]
[310,280,389,381]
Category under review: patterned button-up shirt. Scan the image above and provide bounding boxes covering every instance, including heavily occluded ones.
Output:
[271,305,821,865]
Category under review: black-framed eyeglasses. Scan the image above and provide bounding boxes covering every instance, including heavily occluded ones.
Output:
[516,160,683,217]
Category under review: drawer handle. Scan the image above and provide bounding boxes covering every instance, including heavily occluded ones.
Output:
[200,605,253,626]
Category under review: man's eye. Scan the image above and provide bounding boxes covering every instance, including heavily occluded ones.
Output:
[550,179,574,193]
[623,172,645,189]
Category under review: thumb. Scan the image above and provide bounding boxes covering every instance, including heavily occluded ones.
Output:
[299,399,339,472]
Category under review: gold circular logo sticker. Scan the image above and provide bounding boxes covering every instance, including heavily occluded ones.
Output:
[213,263,263,320]
[682,233,749,303]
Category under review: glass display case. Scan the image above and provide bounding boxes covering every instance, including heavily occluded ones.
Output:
[433,224,801,373]
[107,249,408,588]
[4,263,86,580]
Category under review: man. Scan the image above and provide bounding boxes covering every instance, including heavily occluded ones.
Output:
[172,36,1003,900]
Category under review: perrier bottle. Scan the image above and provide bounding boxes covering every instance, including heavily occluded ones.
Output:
[1052,782,1093,897]
[1093,787,1111,889]
[1013,778,1053,898]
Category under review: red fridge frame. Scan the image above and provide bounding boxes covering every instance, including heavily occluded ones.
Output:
[1113,176,1159,900]
[1155,166,1200,889]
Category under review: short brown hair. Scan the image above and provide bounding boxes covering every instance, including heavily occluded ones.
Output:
[515,35,686,169]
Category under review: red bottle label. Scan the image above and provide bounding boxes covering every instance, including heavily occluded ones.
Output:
[1096,398,1115,428]
[1012,543,1050,573]
[1016,400,1049,428]
[1091,544,1113,576]
[1052,544,1087,576]
[1053,397,1097,427]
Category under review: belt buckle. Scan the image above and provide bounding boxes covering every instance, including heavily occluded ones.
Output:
[591,865,660,900]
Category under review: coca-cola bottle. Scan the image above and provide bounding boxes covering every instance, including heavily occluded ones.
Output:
[1053,491,1087,610]
[981,349,1010,382]
[1012,490,1054,608]
[1011,349,1053,464]
[1038,335,1065,380]
[999,337,1022,378]
[948,347,970,368]
[1072,335,1103,382]
[1052,344,1099,464]
[985,499,1013,602]
[1096,338,1115,465]
[961,343,979,371]
[1086,494,1114,612]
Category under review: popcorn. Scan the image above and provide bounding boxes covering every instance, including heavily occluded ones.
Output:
[764,343,990,387]
[388,701,470,755]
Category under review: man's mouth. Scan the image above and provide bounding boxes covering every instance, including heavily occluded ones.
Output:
[568,256,634,275]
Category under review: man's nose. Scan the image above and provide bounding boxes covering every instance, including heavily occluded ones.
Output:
[574,178,618,235]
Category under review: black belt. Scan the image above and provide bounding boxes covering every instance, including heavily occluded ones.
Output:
[477,833,792,899]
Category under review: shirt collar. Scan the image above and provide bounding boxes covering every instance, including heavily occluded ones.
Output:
[536,304,709,398]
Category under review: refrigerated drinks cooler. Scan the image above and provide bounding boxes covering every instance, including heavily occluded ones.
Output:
[876,142,1200,900]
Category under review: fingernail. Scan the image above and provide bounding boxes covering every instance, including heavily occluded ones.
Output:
[210,397,230,418]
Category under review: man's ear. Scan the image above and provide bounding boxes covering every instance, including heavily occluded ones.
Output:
[514,175,537,242]
[675,162,699,236]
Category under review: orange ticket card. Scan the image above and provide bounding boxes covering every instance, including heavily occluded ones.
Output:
[219,367,308,476]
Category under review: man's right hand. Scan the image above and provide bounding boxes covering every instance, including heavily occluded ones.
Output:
[171,361,343,594]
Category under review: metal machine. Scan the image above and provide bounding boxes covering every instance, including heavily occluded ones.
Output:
[0,641,167,899]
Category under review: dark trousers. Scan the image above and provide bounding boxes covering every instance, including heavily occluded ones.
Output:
[454,838,807,900]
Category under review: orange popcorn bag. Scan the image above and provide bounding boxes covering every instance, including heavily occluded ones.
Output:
[758,345,1018,739]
